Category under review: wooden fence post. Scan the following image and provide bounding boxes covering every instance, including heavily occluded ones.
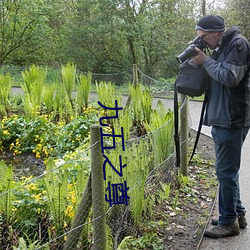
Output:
[91,124,106,250]
[133,64,138,85]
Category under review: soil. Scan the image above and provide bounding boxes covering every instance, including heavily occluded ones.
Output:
[159,130,217,250]
[0,152,45,180]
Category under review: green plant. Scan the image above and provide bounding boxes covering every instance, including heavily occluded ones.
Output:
[13,233,49,250]
[0,161,15,222]
[145,100,174,164]
[104,138,152,226]
[178,172,193,189]
[0,115,57,157]
[158,182,171,203]
[0,65,24,86]
[172,190,180,210]
[43,84,56,114]
[43,159,69,224]
[61,62,76,102]
[0,161,17,248]
[117,233,163,250]
[0,110,98,158]
[127,142,150,225]
[129,83,153,127]
[76,72,92,111]
[52,83,66,121]
[42,157,90,244]
[12,176,49,241]
[96,81,122,126]
[21,65,47,118]
[113,108,132,141]
[55,114,98,155]
[0,79,185,248]
[0,73,12,117]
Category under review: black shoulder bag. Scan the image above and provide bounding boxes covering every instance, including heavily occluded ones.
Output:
[174,58,210,168]
[175,58,208,97]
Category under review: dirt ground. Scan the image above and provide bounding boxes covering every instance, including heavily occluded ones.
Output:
[159,130,217,250]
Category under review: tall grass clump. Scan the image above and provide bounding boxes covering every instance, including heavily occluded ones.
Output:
[129,83,153,135]
[96,81,122,126]
[61,63,76,103]
[103,137,153,247]
[76,72,92,112]
[0,161,14,222]
[43,84,56,114]
[145,100,174,164]
[0,73,12,117]
[21,65,47,118]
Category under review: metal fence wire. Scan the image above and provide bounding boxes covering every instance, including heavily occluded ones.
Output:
[0,67,190,249]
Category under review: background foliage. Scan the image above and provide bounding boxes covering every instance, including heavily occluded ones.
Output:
[1,0,248,80]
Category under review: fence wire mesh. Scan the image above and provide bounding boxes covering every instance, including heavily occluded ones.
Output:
[0,66,190,249]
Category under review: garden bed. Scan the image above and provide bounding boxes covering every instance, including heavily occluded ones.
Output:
[0,129,217,250]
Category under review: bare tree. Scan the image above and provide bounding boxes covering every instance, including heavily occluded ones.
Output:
[0,0,48,65]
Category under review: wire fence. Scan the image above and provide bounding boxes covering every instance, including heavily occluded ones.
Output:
[0,66,190,249]
[0,64,175,96]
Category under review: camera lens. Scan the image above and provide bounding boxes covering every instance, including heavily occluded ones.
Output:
[176,37,208,63]
[176,45,198,63]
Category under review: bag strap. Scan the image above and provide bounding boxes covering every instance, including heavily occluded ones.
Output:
[174,80,180,168]
[188,91,208,164]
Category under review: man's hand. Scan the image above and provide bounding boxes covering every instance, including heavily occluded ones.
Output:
[192,47,207,64]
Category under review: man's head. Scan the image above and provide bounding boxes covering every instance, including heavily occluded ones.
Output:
[195,15,225,49]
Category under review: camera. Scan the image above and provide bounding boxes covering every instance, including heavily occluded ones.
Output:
[176,36,208,64]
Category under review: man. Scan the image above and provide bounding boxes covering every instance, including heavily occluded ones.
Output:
[192,15,250,238]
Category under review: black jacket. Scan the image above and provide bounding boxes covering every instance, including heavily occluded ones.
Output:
[203,26,250,128]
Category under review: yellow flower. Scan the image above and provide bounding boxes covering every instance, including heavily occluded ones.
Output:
[36,152,41,159]
[12,207,17,212]
[42,147,49,157]
[65,205,74,218]
[71,195,76,204]
[100,110,106,116]
[32,193,42,201]
[14,149,22,155]
[26,183,37,191]
[3,130,9,135]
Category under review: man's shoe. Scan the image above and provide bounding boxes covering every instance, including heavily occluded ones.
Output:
[238,215,248,228]
[211,214,247,229]
[204,222,240,238]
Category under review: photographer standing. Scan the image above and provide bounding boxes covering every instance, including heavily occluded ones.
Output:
[192,15,250,238]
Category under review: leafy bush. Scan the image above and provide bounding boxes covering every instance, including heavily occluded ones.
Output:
[0,108,99,158]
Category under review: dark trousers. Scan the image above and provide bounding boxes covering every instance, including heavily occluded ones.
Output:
[211,126,249,225]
